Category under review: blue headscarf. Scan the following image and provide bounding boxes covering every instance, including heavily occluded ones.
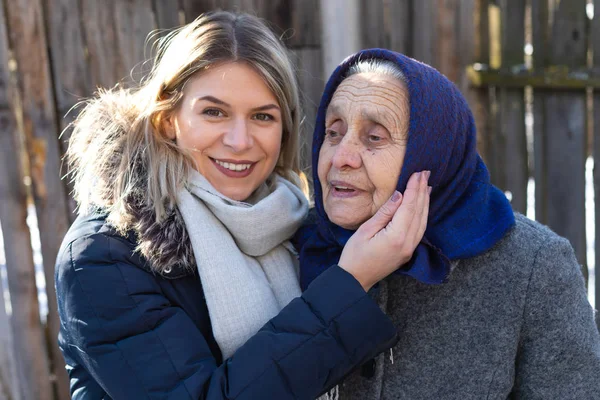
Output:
[296,49,515,290]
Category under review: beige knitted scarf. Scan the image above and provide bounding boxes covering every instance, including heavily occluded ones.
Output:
[177,169,308,359]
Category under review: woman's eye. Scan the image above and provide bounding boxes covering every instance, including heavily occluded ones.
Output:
[326,129,340,139]
[254,113,274,122]
[203,108,224,117]
[368,135,383,143]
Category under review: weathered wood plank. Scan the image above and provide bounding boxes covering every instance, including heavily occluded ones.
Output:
[40,0,90,396]
[43,0,90,220]
[494,0,527,213]
[320,0,361,77]
[470,0,491,164]
[436,0,461,82]
[531,0,549,223]
[539,0,587,268]
[257,0,320,48]
[153,0,183,30]
[182,0,220,21]
[593,0,600,311]
[360,0,388,49]
[412,0,436,67]
[4,0,69,398]
[113,0,157,84]
[0,272,17,400]
[81,0,123,88]
[292,48,324,190]
[0,5,21,399]
[388,0,411,55]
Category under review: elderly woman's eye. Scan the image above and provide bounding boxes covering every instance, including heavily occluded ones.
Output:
[326,129,340,138]
[369,135,383,143]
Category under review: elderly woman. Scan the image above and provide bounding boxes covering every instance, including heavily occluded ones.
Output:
[296,49,600,399]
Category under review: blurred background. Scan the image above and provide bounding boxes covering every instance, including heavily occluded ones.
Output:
[0,0,598,398]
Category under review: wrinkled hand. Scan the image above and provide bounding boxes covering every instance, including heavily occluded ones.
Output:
[339,171,431,292]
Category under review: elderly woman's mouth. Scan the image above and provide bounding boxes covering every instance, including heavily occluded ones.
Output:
[329,180,362,197]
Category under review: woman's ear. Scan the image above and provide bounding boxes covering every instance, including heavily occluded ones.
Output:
[161,113,177,140]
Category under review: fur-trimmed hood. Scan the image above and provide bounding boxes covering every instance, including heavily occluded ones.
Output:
[69,89,196,277]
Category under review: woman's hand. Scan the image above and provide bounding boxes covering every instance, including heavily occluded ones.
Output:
[338,171,431,292]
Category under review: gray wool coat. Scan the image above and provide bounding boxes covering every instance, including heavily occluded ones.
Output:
[336,213,600,400]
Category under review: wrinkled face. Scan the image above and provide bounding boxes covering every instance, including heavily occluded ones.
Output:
[318,72,409,229]
[167,62,283,201]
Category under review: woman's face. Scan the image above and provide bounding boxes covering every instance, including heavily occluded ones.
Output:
[318,72,409,229]
[167,62,283,201]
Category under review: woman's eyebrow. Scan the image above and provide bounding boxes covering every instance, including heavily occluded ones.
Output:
[252,104,280,112]
[360,109,394,128]
[196,95,229,106]
[194,96,279,112]
[326,103,342,119]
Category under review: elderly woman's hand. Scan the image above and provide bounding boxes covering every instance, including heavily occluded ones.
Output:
[338,171,430,292]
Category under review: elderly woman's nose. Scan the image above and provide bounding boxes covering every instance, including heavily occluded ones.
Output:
[223,118,253,152]
[331,136,362,169]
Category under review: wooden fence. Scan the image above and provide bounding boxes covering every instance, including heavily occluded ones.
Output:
[0,0,597,399]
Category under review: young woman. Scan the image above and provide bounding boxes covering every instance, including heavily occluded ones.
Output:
[55,13,430,399]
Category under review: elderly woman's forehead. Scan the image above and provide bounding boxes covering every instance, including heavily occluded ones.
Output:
[327,75,408,114]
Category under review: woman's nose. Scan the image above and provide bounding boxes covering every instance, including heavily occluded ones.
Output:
[223,119,253,152]
[331,135,362,169]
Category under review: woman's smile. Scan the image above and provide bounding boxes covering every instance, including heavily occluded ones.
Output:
[211,158,257,178]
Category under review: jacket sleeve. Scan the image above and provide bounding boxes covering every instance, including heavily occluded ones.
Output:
[57,233,398,400]
[512,236,600,399]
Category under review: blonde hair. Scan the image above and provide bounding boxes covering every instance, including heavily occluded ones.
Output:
[67,11,303,232]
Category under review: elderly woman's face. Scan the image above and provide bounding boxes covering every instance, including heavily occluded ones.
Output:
[318,73,409,229]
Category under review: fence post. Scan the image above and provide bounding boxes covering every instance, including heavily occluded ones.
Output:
[43,0,93,224]
[4,0,76,398]
[469,0,491,163]
[534,0,588,270]
[320,0,361,77]
[0,2,53,397]
[493,0,528,214]
[531,0,548,224]
[593,0,600,315]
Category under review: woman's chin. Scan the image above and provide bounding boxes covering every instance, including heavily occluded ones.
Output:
[327,213,368,231]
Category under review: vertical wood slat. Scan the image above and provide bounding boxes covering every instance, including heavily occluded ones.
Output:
[182,0,221,21]
[495,0,527,213]
[0,271,17,400]
[539,0,588,269]
[319,0,361,77]
[436,0,461,83]
[388,0,411,55]
[80,0,123,88]
[113,0,157,85]
[43,0,92,224]
[470,0,491,164]
[258,0,321,48]
[531,0,548,223]
[0,1,20,398]
[41,0,91,397]
[153,0,183,30]
[360,0,388,49]
[412,0,436,67]
[292,48,324,188]
[4,0,69,398]
[593,0,600,311]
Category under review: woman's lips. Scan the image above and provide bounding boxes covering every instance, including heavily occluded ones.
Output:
[211,158,257,178]
[329,180,362,198]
